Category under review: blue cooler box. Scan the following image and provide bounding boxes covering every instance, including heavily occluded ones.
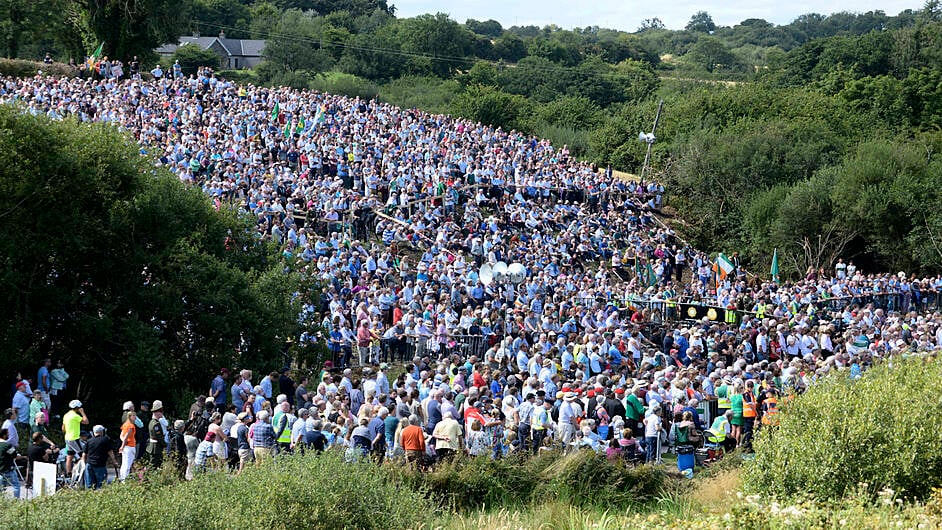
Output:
[677,447,695,471]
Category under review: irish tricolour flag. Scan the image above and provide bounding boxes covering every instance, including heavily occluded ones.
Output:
[712,253,735,281]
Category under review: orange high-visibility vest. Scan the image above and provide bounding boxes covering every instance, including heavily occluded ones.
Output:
[761,397,779,425]
[743,393,757,418]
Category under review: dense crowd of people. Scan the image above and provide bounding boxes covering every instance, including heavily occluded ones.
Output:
[4,67,942,496]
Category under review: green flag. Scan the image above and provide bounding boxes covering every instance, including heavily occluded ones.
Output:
[295,116,305,134]
[771,248,780,284]
[271,102,280,123]
[283,120,291,138]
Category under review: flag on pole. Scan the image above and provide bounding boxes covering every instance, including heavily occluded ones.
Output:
[712,253,735,282]
[295,116,305,134]
[271,102,281,123]
[85,42,104,71]
[283,120,291,138]
[771,248,780,284]
[314,104,326,125]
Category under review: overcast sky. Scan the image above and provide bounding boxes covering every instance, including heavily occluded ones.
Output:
[390,1,920,31]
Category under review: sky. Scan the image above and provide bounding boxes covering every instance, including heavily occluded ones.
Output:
[389,0,921,31]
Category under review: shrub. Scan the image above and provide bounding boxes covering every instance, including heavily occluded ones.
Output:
[0,58,78,78]
[1,452,432,529]
[378,76,461,114]
[310,72,378,100]
[743,355,942,502]
[217,69,259,85]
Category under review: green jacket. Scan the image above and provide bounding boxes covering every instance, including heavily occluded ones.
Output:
[625,394,645,421]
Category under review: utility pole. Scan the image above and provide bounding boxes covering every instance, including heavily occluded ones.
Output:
[639,100,664,186]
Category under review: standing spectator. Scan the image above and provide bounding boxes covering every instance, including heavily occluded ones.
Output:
[211,368,228,408]
[11,382,29,446]
[1,409,17,452]
[83,425,117,490]
[62,399,88,476]
[400,415,426,467]
[251,410,275,464]
[146,401,166,468]
[49,360,69,414]
[168,420,187,480]
[0,427,20,499]
[36,358,52,410]
[279,368,296,408]
[118,410,138,481]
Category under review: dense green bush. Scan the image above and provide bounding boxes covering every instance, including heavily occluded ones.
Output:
[1,452,433,529]
[389,449,669,512]
[378,76,461,114]
[0,59,78,78]
[310,72,379,100]
[744,355,942,502]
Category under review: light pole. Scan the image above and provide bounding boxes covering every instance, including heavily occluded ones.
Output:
[638,100,664,186]
[480,261,527,341]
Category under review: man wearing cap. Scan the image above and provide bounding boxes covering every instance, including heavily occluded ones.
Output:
[233,412,253,473]
[531,398,554,452]
[83,425,117,489]
[11,382,30,446]
[146,401,167,468]
[62,399,89,476]
[558,392,581,447]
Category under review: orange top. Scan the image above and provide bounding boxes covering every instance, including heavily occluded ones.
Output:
[400,425,426,452]
[120,420,137,447]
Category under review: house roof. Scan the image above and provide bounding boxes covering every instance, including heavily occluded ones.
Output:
[156,36,266,58]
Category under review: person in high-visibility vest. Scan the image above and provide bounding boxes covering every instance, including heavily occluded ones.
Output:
[741,380,758,451]
[707,410,735,452]
[272,400,294,454]
[761,390,780,427]
[715,378,731,415]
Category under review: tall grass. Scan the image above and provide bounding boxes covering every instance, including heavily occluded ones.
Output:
[0,452,432,529]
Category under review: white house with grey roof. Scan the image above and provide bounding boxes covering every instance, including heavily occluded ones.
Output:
[156,31,265,69]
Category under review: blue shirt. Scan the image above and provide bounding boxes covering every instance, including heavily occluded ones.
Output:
[231,383,245,411]
[252,421,275,448]
[37,367,50,392]
[211,376,226,406]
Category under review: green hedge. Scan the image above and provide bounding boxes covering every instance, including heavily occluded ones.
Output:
[744,355,942,501]
[0,59,78,78]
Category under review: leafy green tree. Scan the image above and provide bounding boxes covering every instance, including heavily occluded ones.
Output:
[536,95,602,130]
[83,0,191,62]
[686,36,735,73]
[493,34,526,62]
[459,60,498,87]
[190,0,252,39]
[169,43,220,73]
[338,21,405,80]
[263,9,332,74]
[686,11,716,33]
[0,107,307,419]
[396,13,473,77]
[465,18,502,38]
[450,84,531,131]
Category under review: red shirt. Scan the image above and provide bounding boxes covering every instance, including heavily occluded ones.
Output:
[400,425,426,452]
